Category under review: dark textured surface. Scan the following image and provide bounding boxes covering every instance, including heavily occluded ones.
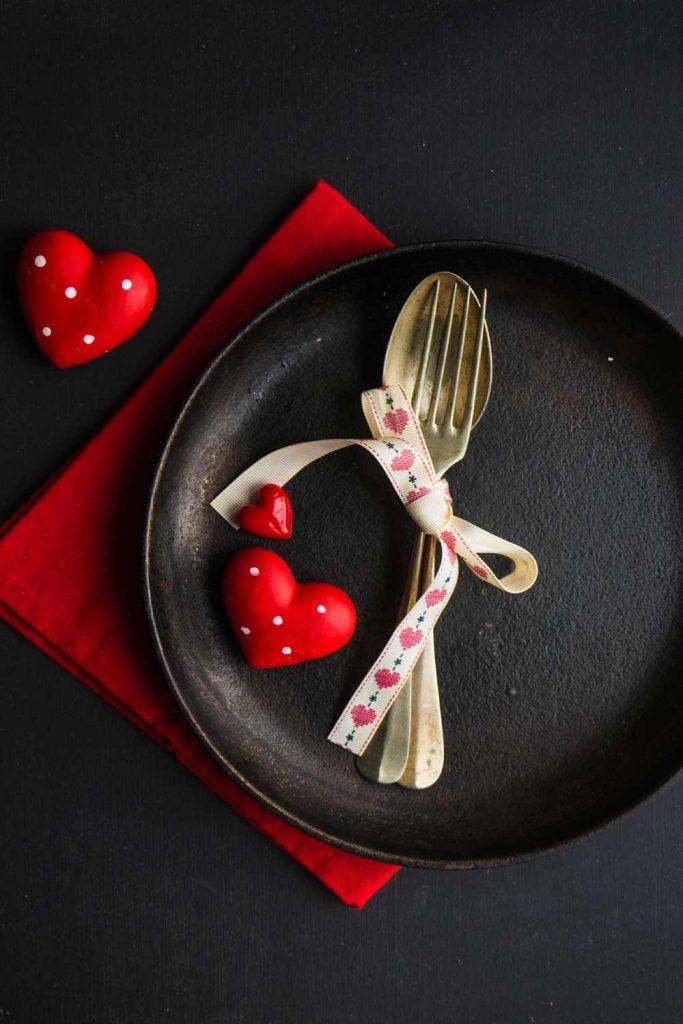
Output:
[1,0,682,1021]
[147,243,683,865]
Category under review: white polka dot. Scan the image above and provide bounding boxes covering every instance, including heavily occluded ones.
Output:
[281,646,292,655]
[65,286,77,299]
[83,334,95,345]
[249,567,259,576]
[34,254,46,268]
[317,604,327,614]
[41,326,51,337]
[240,626,251,635]
[121,278,133,291]
[272,615,283,626]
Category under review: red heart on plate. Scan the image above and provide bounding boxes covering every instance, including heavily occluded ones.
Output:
[17,229,157,368]
[222,548,357,669]
[236,484,293,539]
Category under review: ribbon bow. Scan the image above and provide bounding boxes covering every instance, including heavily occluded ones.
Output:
[211,385,538,755]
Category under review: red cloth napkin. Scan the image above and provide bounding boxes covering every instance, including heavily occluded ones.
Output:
[0,182,400,908]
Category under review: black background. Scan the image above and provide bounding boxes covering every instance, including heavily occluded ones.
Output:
[1,2,681,1022]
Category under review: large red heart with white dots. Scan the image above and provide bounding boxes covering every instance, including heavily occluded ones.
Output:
[17,229,157,368]
[222,547,357,669]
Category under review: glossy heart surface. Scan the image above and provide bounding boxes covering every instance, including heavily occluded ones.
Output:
[222,548,356,669]
[236,484,293,539]
[17,229,156,367]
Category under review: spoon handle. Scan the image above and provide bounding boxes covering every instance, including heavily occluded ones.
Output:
[355,529,425,784]
[398,535,445,789]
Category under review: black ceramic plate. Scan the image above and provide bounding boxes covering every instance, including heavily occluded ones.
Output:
[145,243,683,868]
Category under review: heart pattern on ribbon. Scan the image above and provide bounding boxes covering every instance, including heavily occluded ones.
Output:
[391,450,415,471]
[375,668,401,689]
[399,626,423,650]
[383,408,408,435]
[351,705,377,727]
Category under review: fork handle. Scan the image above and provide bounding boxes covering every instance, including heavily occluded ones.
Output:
[355,529,425,784]
[398,535,444,789]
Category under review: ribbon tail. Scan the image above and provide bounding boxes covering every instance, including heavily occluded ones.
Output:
[328,529,459,755]
[328,516,538,755]
[211,439,356,527]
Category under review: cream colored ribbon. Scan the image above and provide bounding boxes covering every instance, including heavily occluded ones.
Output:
[211,385,538,755]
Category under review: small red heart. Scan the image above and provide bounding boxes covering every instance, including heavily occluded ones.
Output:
[425,588,448,607]
[17,229,157,368]
[375,668,400,689]
[237,484,293,540]
[222,548,356,669]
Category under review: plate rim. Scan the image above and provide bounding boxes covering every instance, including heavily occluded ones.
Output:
[144,239,683,869]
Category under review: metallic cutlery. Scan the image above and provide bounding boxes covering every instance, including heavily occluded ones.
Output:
[356,272,492,788]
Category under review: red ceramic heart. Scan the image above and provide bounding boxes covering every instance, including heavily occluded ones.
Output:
[222,548,356,669]
[17,229,157,368]
[236,484,293,539]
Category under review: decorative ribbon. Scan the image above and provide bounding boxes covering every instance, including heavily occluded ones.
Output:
[211,385,538,755]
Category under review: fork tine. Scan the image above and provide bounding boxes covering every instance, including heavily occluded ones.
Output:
[427,280,457,426]
[412,279,440,413]
[445,285,471,427]
[457,288,487,435]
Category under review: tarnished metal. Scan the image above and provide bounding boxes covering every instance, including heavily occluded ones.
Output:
[356,273,492,787]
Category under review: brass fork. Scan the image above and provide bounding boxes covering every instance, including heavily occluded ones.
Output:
[356,273,492,787]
